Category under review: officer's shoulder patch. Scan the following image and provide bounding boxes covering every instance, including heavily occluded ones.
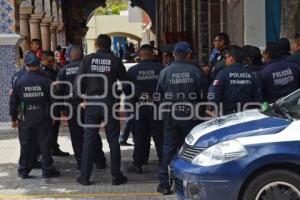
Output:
[213,80,220,86]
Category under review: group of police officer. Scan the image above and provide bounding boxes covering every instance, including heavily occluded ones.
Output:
[9,32,300,195]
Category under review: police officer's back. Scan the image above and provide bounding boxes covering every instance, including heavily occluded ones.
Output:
[209,46,261,115]
[9,53,60,179]
[287,33,300,66]
[126,44,164,173]
[56,47,106,170]
[75,34,128,186]
[259,43,300,103]
[156,42,207,195]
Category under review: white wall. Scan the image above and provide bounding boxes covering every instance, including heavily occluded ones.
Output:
[244,0,266,50]
[86,15,144,54]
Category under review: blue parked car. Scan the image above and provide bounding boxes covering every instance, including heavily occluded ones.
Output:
[171,89,300,200]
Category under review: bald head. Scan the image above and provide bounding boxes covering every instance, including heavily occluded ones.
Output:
[71,47,83,61]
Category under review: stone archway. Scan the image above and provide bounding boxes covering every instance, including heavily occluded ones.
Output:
[62,0,155,45]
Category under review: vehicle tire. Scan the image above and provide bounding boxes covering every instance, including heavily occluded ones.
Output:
[242,169,300,200]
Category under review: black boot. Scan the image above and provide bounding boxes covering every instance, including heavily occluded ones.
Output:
[112,174,128,185]
[95,162,107,170]
[127,164,143,174]
[157,183,172,195]
[77,177,91,186]
[53,148,70,157]
[43,168,60,178]
[18,173,29,179]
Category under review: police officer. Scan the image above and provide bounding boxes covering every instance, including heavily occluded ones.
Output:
[41,51,70,157]
[56,47,106,170]
[126,44,164,173]
[9,52,60,179]
[208,32,230,83]
[10,65,42,169]
[242,45,263,73]
[75,34,128,186]
[287,33,300,65]
[156,42,207,195]
[209,45,261,115]
[278,37,291,59]
[259,43,300,103]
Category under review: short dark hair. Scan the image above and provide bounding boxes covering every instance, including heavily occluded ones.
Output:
[293,33,300,43]
[31,39,41,44]
[96,34,111,50]
[140,44,153,52]
[278,37,291,54]
[264,42,282,59]
[43,50,55,58]
[242,45,262,65]
[216,32,230,46]
[225,45,243,63]
[56,45,62,51]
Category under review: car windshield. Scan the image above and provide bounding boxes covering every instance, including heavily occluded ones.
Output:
[273,89,300,120]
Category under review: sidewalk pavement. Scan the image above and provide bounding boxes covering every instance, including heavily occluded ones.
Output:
[0,130,177,200]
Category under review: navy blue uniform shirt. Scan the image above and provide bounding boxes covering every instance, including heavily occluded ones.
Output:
[209,63,261,110]
[209,51,226,83]
[42,65,58,81]
[57,60,81,97]
[11,67,27,87]
[258,59,300,103]
[75,50,127,99]
[126,59,163,100]
[157,60,207,103]
[9,70,52,123]
[287,50,300,66]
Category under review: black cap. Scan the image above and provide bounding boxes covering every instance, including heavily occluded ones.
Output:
[24,52,40,67]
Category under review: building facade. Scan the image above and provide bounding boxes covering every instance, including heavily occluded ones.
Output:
[1,0,300,123]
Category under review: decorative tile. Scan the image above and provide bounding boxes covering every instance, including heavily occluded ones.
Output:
[0,0,15,33]
[0,45,17,122]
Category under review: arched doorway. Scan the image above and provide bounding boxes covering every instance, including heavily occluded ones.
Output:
[62,0,156,46]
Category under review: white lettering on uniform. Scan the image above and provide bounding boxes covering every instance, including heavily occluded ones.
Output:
[229,73,252,85]
[272,68,294,86]
[137,70,159,80]
[23,86,44,98]
[91,58,111,73]
[229,73,251,79]
[168,73,194,84]
[66,67,79,75]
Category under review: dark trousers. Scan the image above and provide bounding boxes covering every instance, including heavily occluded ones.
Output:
[18,120,54,175]
[119,117,134,143]
[158,120,198,185]
[51,106,61,151]
[80,104,122,180]
[133,106,163,167]
[67,104,106,166]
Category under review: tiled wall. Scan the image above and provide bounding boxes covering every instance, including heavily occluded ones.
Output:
[0,0,17,122]
[0,0,15,33]
[0,45,17,122]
